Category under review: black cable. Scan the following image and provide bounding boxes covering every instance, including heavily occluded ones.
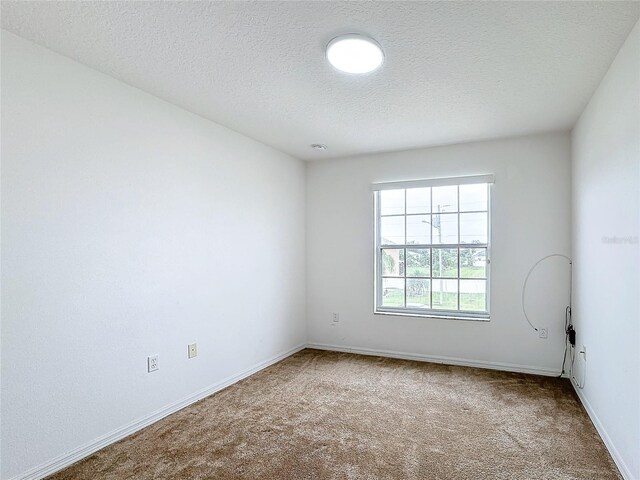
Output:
[560,305,571,377]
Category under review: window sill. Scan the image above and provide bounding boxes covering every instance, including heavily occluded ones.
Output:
[374,309,490,322]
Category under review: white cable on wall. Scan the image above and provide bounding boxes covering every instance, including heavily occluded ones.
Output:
[521,253,572,332]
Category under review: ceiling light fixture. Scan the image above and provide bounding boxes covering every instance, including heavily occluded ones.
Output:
[310,144,327,151]
[326,34,384,74]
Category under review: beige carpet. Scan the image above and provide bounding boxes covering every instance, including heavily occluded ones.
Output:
[48,349,619,479]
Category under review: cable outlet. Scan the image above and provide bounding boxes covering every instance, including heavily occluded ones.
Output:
[538,327,548,339]
[188,343,197,359]
[147,354,159,373]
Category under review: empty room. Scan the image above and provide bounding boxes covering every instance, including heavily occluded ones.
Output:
[1,1,639,479]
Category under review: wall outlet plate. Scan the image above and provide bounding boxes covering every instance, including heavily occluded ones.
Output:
[332,312,340,323]
[148,354,159,372]
[188,343,197,359]
[538,327,548,339]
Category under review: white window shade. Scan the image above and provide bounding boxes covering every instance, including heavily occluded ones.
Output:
[371,174,495,191]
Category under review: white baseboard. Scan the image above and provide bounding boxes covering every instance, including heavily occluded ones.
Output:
[570,380,634,480]
[306,342,562,377]
[10,343,306,480]
[15,343,630,480]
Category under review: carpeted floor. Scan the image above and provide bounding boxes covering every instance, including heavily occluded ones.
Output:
[48,349,620,480]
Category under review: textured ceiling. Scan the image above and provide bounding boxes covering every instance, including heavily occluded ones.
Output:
[2,1,639,160]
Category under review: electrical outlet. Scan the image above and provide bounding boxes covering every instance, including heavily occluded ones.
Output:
[580,345,587,360]
[147,354,159,373]
[538,327,548,339]
[188,343,197,359]
[331,312,340,325]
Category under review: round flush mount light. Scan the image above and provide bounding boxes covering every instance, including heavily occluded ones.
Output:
[310,143,327,151]
[326,34,384,74]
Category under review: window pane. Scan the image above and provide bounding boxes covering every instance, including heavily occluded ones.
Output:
[460,212,487,244]
[380,190,404,215]
[376,179,490,317]
[459,184,488,212]
[382,278,404,307]
[407,279,430,309]
[460,248,487,278]
[432,248,458,277]
[407,187,431,214]
[380,216,404,245]
[406,249,430,277]
[432,186,458,213]
[432,279,458,310]
[460,280,486,311]
[382,249,404,277]
[406,215,431,245]
[432,213,458,244]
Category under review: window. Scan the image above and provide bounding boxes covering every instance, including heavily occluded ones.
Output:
[373,175,493,320]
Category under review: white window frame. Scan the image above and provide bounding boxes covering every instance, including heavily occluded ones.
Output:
[373,175,493,321]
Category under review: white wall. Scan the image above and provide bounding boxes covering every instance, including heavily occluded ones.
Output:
[571,20,640,480]
[0,31,306,479]
[306,132,572,373]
